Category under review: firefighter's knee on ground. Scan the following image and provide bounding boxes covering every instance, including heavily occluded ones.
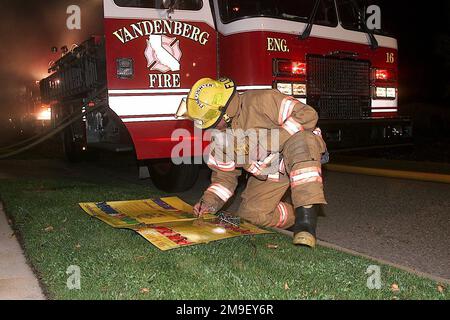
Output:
[238,202,295,229]
[238,207,273,227]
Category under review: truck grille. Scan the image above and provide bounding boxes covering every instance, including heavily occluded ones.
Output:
[306,55,371,119]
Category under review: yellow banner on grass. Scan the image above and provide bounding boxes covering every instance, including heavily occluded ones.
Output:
[79,197,271,251]
[79,197,216,228]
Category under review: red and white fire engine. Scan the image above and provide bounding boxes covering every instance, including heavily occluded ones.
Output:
[40,0,412,192]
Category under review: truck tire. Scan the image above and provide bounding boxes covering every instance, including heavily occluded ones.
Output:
[148,160,200,193]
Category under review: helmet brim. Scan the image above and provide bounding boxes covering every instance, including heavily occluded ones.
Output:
[193,78,237,129]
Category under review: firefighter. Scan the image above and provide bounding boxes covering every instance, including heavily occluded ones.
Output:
[176,78,327,248]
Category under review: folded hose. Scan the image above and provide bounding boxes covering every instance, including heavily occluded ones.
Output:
[0,106,94,152]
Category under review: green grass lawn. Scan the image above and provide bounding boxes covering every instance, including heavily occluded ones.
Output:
[0,177,447,300]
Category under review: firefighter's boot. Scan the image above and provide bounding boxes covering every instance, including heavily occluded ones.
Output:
[293,205,319,248]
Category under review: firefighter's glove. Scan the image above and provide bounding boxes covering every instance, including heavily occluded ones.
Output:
[320,150,330,165]
[193,200,218,218]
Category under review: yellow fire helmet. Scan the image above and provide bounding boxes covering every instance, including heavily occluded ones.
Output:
[176,77,236,129]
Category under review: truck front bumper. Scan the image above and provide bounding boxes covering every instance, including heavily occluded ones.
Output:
[320,117,413,151]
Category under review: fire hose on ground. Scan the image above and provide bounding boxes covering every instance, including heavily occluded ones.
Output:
[0,87,107,160]
[0,101,101,153]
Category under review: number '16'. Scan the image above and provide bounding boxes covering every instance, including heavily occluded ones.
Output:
[386,52,395,64]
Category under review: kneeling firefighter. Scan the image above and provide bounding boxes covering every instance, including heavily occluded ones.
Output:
[176,78,328,248]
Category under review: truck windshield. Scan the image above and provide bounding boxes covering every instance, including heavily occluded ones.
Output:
[336,0,394,36]
[218,0,338,27]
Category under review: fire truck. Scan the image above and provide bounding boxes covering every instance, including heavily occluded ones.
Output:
[40,0,412,192]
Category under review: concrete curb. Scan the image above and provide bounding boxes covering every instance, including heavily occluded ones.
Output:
[325,163,450,184]
[275,228,450,285]
[0,202,46,300]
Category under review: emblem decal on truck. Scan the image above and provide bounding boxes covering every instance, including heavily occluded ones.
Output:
[145,35,182,72]
[112,19,211,89]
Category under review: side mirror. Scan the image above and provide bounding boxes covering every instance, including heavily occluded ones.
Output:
[162,0,176,9]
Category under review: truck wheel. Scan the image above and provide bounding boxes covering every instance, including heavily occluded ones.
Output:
[148,160,200,193]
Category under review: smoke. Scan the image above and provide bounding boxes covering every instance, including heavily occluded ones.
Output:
[0,0,104,116]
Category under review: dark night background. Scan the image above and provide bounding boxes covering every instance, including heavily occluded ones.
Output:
[0,0,103,119]
[0,0,449,130]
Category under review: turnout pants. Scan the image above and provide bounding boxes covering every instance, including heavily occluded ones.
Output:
[237,131,327,229]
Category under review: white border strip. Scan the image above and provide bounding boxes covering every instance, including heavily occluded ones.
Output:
[372,109,398,113]
[122,116,178,122]
[109,89,190,95]
[109,86,273,96]
[213,3,398,50]
[104,0,397,50]
[108,95,185,116]
[237,85,272,91]
[103,0,215,29]
[372,98,398,108]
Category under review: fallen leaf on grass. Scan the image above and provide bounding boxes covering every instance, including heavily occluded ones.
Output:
[391,283,400,293]
[233,260,245,270]
[437,285,445,294]
[75,244,81,250]
[44,226,54,232]
[134,256,145,262]
[267,244,279,249]
[284,283,290,290]
[140,288,150,294]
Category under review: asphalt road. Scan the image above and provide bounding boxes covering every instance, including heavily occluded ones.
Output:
[1,154,449,280]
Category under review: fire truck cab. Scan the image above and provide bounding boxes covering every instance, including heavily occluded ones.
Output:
[40,0,412,192]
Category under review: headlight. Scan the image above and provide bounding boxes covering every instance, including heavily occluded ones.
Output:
[276,82,307,97]
[293,83,307,96]
[376,87,387,98]
[276,83,293,95]
[386,87,396,98]
[374,87,396,99]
